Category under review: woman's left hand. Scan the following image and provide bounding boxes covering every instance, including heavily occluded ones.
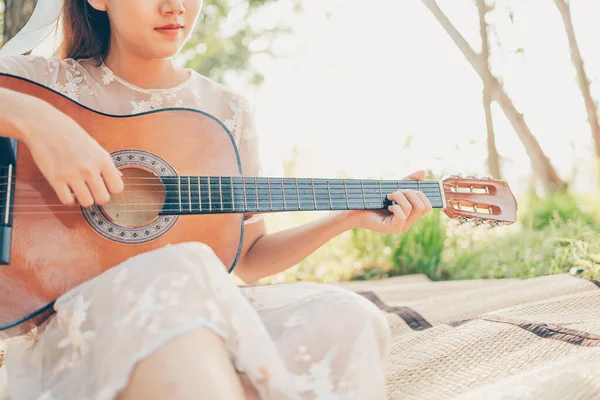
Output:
[345,170,433,234]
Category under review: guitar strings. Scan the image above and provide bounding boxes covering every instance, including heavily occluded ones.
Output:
[1,193,444,207]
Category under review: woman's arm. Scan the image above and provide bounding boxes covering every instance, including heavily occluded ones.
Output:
[0,86,124,206]
[0,87,46,142]
[234,171,433,284]
[233,210,353,284]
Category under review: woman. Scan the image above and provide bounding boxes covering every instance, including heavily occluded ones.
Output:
[0,0,433,399]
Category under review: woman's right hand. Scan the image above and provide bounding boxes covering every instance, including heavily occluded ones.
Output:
[22,103,124,207]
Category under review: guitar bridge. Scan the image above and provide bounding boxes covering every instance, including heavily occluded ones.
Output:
[0,137,17,265]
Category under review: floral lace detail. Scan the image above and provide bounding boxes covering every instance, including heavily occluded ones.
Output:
[295,345,312,363]
[130,92,184,114]
[293,351,339,399]
[223,95,252,141]
[56,295,95,364]
[120,287,164,327]
[48,61,96,101]
[102,66,115,86]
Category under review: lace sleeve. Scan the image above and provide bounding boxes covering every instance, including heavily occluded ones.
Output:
[0,55,54,86]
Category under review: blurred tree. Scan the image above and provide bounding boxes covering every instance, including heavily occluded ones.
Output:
[554,0,600,164]
[178,0,300,86]
[420,0,567,192]
[1,0,300,86]
[2,0,36,47]
[476,0,501,179]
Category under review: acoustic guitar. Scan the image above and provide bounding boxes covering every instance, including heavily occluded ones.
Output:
[0,73,517,339]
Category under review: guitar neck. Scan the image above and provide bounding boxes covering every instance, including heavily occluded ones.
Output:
[158,177,445,215]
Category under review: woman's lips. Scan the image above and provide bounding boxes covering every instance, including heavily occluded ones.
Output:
[155,25,183,37]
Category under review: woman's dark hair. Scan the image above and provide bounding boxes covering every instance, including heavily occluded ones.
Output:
[58,0,111,64]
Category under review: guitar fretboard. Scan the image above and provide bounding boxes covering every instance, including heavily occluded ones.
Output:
[158,177,444,215]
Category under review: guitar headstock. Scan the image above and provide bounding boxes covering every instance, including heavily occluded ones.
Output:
[441,174,517,228]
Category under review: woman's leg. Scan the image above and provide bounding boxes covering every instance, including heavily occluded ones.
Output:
[241,282,391,399]
[117,327,247,400]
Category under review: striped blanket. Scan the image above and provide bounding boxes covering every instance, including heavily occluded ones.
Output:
[337,273,600,399]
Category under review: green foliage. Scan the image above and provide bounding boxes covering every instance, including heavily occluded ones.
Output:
[182,0,301,85]
[259,189,600,285]
[321,211,446,281]
[390,211,447,278]
[520,190,598,231]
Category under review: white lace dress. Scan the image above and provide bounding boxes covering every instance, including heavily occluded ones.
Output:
[0,56,390,400]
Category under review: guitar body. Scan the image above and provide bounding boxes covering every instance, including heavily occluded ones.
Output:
[0,75,244,338]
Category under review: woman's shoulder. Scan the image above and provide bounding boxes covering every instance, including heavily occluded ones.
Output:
[0,54,87,86]
[188,69,252,112]
[0,54,51,79]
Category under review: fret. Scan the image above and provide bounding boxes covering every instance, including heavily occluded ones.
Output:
[343,180,349,210]
[187,177,192,212]
[417,180,421,192]
[311,178,317,210]
[178,176,182,212]
[282,178,299,211]
[176,176,191,214]
[267,177,284,212]
[219,176,223,211]
[327,179,347,210]
[208,177,212,211]
[231,177,235,212]
[198,176,202,212]
[281,178,287,211]
[378,180,383,207]
[295,178,301,211]
[267,177,273,211]
[360,179,367,210]
[327,180,333,210]
[244,177,257,212]
[242,177,248,212]
[255,178,259,211]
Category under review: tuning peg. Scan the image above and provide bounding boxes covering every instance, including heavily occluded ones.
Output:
[449,173,463,178]
[466,174,478,179]
[482,176,494,180]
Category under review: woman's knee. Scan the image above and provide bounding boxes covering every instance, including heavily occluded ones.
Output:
[339,288,390,348]
[310,285,391,358]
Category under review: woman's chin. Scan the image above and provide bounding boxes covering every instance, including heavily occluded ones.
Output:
[149,46,183,60]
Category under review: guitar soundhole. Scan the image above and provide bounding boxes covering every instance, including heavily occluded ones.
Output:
[102,168,166,227]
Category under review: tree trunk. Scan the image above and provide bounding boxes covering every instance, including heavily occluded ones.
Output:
[2,0,37,44]
[554,0,600,164]
[477,0,501,179]
[421,0,567,192]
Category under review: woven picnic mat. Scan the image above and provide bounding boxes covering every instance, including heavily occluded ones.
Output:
[336,274,600,399]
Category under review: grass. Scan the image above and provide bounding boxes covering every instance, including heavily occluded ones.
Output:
[255,190,600,285]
